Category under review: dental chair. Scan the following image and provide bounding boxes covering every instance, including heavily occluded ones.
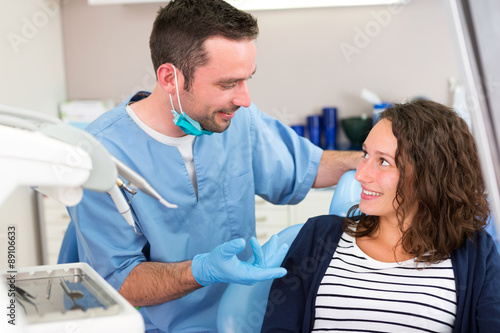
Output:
[216,170,361,333]
[57,168,500,330]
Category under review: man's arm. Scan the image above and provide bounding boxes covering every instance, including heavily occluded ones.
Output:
[119,236,289,307]
[119,261,200,307]
[312,150,363,188]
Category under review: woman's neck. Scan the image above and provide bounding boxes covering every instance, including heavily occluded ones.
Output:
[356,216,413,263]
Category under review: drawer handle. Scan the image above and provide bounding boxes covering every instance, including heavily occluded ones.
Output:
[255,216,267,222]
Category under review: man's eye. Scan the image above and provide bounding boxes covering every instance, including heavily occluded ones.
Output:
[362,151,369,158]
[221,83,237,89]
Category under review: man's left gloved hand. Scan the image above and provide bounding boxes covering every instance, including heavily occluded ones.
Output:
[250,234,288,269]
[191,235,288,287]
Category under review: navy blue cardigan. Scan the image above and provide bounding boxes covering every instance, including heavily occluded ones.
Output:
[261,215,500,333]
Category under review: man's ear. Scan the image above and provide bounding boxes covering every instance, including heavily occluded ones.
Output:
[157,64,182,94]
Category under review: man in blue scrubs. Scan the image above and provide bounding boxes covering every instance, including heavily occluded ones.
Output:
[68,0,362,331]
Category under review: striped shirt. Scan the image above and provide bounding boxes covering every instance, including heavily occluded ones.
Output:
[312,232,457,333]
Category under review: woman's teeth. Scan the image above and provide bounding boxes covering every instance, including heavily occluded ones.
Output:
[363,189,382,196]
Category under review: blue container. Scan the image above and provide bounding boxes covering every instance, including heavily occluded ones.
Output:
[323,107,337,150]
[373,102,391,126]
[291,125,305,137]
[307,115,321,147]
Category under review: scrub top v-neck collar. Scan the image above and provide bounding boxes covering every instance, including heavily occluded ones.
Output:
[126,104,198,197]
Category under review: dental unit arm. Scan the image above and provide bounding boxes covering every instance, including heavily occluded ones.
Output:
[0,103,177,231]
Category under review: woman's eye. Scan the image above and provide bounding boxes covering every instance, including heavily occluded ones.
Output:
[381,159,390,166]
[363,151,369,158]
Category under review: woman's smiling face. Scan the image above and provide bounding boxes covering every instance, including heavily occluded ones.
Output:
[355,119,400,221]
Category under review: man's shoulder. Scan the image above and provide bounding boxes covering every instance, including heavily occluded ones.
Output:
[231,103,256,124]
[85,105,127,136]
[86,92,149,136]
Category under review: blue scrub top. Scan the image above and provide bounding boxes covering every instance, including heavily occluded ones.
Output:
[68,92,323,332]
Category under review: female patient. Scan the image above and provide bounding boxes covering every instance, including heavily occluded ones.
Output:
[261,100,500,333]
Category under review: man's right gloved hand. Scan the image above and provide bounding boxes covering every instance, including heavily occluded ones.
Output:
[191,237,288,287]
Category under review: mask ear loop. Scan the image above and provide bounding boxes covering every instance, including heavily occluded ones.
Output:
[169,65,184,115]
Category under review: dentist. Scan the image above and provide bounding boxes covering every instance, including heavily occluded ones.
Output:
[68,0,362,332]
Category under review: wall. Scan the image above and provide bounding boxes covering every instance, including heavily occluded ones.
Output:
[62,0,461,144]
[250,0,461,125]
[0,0,67,268]
[1,0,66,116]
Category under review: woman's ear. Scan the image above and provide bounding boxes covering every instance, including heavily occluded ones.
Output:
[157,64,182,95]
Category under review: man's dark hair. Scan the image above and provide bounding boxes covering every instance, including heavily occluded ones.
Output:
[149,0,259,90]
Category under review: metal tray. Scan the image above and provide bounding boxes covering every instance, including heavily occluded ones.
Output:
[8,266,120,324]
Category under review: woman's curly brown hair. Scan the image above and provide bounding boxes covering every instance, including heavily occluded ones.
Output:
[343,100,490,263]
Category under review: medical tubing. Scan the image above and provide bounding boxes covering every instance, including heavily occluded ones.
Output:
[107,185,137,232]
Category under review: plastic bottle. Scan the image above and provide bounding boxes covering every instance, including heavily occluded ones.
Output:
[307,115,321,147]
[373,102,391,126]
[323,107,337,150]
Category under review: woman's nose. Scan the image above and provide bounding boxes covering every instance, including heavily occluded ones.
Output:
[355,159,371,183]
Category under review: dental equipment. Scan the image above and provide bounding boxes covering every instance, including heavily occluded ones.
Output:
[108,184,137,233]
[0,103,177,229]
[1,263,145,333]
[106,158,178,233]
[0,103,149,332]
[112,156,178,209]
[117,177,138,196]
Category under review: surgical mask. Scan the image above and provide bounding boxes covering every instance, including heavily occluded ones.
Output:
[169,66,213,136]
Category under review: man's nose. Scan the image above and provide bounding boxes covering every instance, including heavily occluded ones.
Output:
[233,81,251,108]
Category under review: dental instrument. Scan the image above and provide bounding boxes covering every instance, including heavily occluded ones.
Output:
[107,184,137,233]
[111,156,178,209]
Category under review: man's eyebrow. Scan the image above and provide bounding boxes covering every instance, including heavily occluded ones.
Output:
[216,68,257,84]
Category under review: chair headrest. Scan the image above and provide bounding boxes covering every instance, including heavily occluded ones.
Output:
[328,170,362,217]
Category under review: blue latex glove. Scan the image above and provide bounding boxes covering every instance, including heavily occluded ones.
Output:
[191,237,288,286]
[250,234,288,269]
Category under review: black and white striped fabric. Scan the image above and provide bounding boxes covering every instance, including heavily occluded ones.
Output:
[312,232,457,333]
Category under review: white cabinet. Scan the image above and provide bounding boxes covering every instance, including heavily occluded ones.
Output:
[255,188,334,243]
[42,197,71,265]
[255,198,290,243]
